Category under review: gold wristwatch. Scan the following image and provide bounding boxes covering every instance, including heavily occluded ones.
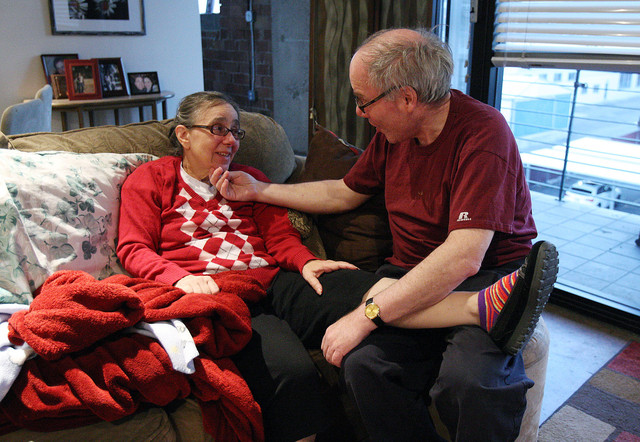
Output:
[365,298,385,327]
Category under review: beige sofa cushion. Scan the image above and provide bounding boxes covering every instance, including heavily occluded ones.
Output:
[234,112,297,184]
[1,406,175,442]
[1,111,296,184]
[2,120,175,156]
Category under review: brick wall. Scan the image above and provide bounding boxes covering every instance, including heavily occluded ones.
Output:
[200,1,273,116]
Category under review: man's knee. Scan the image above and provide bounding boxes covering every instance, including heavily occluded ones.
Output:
[341,345,377,390]
[434,328,506,394]
[431,327,532,410]
[431,355,482,406]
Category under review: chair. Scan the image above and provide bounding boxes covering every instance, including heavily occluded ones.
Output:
[1,84,53,135]
[35,84,53,132]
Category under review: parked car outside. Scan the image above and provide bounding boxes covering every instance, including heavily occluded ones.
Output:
[564,180,622,209]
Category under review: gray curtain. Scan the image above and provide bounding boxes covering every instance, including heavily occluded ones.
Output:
[310,0,433,149]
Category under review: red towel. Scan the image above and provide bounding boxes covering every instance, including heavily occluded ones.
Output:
[7,271,145,360]
[1,270,265,442]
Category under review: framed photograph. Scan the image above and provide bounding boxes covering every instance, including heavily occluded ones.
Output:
[128,71,160,95]
[64,59,102,100]
[96,58,128,97]
[41,53,78,84]
[48,0,145,35]
[51,74,69,99]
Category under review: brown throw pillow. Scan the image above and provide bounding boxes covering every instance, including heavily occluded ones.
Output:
[295,125,392,272]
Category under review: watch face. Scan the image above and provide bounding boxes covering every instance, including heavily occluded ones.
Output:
[365,303,379,319]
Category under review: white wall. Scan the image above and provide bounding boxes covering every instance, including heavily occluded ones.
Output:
[0,0,203,131]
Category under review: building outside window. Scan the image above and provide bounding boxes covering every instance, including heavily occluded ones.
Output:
[199,0,221,14]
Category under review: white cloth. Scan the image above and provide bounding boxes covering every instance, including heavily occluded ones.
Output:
[0,304,34,401]
[0,305,199,403]
[127,319,199,374]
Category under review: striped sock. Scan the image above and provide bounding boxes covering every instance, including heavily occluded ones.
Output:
[478,270,519,331]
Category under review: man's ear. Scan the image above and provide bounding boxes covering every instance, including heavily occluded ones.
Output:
[174,125,191,150]
[399,86,419,110]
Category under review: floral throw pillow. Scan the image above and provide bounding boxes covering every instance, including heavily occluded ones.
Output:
[0,150,157,304]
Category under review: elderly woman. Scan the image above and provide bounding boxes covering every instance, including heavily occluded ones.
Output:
[116,91,382,441]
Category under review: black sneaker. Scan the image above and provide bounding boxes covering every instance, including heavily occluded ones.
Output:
[489,241,559,355]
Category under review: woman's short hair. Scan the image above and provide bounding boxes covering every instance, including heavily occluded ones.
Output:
[170,91,241,155]
[357,28,453,104]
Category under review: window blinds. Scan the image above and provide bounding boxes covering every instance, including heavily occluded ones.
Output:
[492,0,640,72]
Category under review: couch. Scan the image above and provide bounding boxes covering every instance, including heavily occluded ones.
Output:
[0,112,549,441]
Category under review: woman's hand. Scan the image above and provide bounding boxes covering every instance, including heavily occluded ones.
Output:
[211,167,262,201]
[301,259,358,295]
[175,275,220,295]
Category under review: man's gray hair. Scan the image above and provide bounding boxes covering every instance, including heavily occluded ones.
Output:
[357,28,453,104]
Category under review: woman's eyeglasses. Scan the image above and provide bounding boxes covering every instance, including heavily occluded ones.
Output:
[187,124,246,140]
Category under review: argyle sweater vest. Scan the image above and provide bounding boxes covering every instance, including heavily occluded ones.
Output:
[117,156,316,289]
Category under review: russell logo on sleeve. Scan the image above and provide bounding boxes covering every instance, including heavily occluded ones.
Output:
[457,212,471,222]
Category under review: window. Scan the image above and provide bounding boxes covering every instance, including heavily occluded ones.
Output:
[492,0,640,72]
[199,0,221,14]
[491,1,640,318]
[442,0,640,322]
[435,0,472,91]
[500,66,640,315]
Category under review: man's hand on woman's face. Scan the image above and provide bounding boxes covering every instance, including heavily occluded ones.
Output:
[210,167,260,201]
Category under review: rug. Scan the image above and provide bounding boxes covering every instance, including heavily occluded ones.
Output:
[538,340,640,442]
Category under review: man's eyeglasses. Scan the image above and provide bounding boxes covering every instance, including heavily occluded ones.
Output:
[187,124,246,140]
[354,87,397,113]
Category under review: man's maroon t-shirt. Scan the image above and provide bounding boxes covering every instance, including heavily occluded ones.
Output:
[343,89,537,270]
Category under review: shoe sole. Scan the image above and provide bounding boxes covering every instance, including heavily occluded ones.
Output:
[490,241,559,355]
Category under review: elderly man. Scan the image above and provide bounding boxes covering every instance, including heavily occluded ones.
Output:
[213,28,557,441]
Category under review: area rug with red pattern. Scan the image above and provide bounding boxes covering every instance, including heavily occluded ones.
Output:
[539,340,640,441]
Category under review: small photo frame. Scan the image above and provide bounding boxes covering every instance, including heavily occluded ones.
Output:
[128,71,160,95]
[64,59,102,100]
[51,74,68,99]
[41,53,78,84]
[96,58,128,97]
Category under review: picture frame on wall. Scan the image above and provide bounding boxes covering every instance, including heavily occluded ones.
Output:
[49,0,145,35]
[41,53,78,84]
[128,71,160,95]
[64,59,102,100]
[96,58,128,97]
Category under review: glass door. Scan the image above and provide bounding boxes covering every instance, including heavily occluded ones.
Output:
[438,0,640,327]
[435,0,471,92]
[500,67,640,317]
